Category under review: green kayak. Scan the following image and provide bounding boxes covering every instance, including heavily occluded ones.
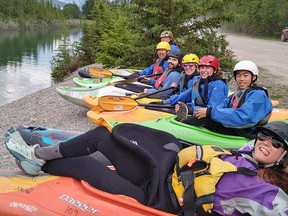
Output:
[104,116,251,149]
[73,76,124,88]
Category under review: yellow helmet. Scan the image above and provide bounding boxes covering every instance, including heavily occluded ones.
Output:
[156,42,171,51]
[182,54,200,64]
[160,30,174,38]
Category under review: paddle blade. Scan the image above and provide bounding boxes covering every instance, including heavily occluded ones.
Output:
[88,68,113,78]
[98,96,138,111]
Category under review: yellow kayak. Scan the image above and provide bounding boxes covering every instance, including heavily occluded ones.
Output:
[83,94,162,109]
[87,105,173,125]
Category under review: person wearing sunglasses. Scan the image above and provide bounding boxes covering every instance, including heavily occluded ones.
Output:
[173,55,228,117]
[5,119,288,215]
[178,60,273,139]
[161,53,200,105]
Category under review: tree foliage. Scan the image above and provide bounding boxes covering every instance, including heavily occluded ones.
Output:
[81,0,237,71]
[82,0,94,20]
[0,0,64,23]
[63,3,81,19]
[225,0,288,36]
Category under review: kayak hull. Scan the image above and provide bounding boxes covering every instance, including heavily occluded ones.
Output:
[0,171,174,216]
[73,76,124,88]
[56,85,134,108]
[87,106,173,124]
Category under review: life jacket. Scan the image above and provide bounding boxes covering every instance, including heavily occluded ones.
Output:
[179,71,199,93]
[192,77,226,107]
[171,145,256,216]
[228,86,271,127]
[155,67,182,90]
[152,58,164,79]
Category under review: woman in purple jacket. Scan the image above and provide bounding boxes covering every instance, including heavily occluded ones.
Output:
[5,121,288,215]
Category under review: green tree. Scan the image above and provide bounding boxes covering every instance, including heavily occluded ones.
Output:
[81,0,237,71]
[63,3,81,19]
[225,0,288,36]
[82,0,94,20]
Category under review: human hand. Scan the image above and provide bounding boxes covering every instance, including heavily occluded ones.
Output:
[171,82,178,89]
[175,104,180,112]
[195,108,207,119]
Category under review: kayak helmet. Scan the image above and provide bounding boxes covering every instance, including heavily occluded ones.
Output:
[156,41,171,51]
[182,54,199,64]
[258,121,288,168]
[168,50,184,63]
[233,60,258,82]
[160,30,173,38]
[198,55,220,71]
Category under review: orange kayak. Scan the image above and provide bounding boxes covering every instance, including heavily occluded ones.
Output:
[87,105,173,125]
[0,170,174,216]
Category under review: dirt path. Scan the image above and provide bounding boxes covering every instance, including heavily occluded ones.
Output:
[225,34,288,85]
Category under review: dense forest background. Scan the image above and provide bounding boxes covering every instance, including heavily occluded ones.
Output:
[1,0,288,81]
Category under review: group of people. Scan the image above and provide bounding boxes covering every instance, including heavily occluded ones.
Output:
[130,30,272,139]
[5,30,288,215]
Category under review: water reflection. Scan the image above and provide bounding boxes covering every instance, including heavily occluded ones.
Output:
[0,28,82,106]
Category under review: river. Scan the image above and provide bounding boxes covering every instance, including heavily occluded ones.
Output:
[0,28,83,107]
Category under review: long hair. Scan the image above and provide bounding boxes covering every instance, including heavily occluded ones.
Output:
[258,167,288,194]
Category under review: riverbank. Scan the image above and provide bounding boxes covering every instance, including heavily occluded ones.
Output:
[0,66,287,171]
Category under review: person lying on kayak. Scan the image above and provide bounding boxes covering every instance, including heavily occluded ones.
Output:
[177,60,273,139]
[173,54,228,115]
[126,41,170,81]
[5,121,288,215]
[141,50,184,97]
[161,53,200,104]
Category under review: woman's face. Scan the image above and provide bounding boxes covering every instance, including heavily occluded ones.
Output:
[199,66,215,79]
[254,131,286,165]
[183,62,197,76]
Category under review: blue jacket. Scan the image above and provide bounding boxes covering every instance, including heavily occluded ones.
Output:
[163,72,200,105]
[139,59,168,77]
[213,143,288,215]
[145,68,181,96]
[210,88,273,128]
[164,78,228,109]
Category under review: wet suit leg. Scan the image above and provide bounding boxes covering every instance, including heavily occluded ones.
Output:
[42,126,148,203]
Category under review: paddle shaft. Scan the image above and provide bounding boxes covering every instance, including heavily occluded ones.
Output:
[134,86,174,100]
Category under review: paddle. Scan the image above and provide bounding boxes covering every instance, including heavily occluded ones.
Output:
[133,86,175,100]
[98,96,174,111]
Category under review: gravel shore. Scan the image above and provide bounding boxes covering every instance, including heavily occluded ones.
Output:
[0,69,97,171]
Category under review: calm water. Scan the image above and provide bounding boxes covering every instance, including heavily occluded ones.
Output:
[0,28,83,106]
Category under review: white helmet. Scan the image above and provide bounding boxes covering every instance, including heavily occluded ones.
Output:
[233,60,259,77]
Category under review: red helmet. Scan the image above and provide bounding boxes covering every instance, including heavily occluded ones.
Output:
[198,55,220,71]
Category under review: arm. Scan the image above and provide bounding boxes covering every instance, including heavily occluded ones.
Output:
[193,80,228,112]
[159,72,180,95]
[139,64,154,76]
[164,87,192,105]
[210,90,273,128]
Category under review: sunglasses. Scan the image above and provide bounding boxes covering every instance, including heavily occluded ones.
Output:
[183,63,195,68]
[257,131,284,149]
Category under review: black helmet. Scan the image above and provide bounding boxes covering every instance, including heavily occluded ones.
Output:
[259,121,288,169]
[260,121,288,149]
[168,50,184,63]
